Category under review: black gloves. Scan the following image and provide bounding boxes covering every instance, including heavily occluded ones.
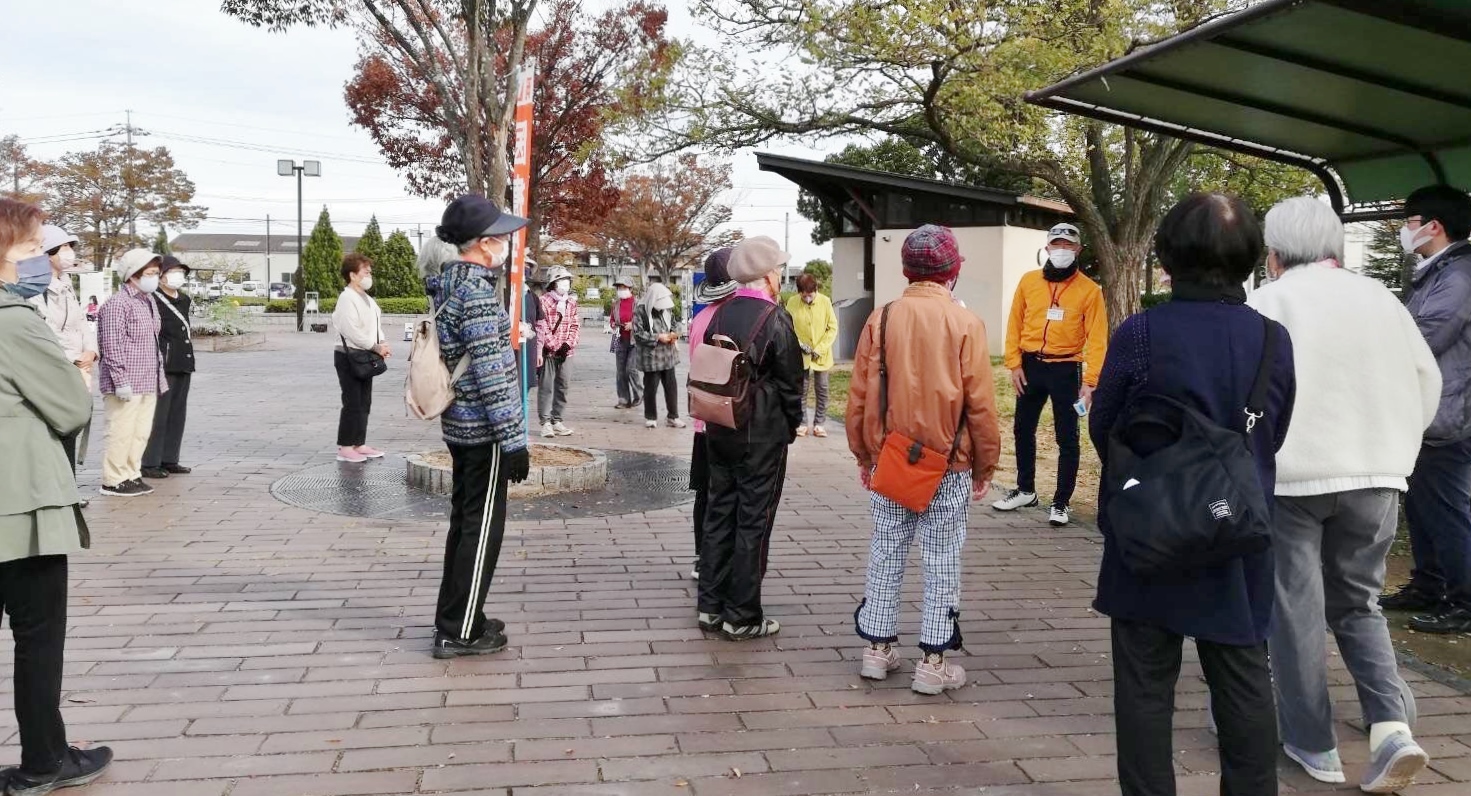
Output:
[505,447,531,484]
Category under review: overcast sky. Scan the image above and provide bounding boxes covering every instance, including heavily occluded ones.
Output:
[0,0,838,266]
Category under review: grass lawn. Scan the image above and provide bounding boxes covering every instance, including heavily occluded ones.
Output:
[827,362,1471,678]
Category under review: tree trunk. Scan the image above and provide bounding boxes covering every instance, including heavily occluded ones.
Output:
[1093,233,1153,332]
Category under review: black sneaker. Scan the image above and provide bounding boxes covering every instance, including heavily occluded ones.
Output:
[722,617,780,641]
[432,630,508,659]
[100,481,148,497]
[3,745,113,795]
[162,464,192,474]
[140,467,170,479]
[1408,606,1471,635]
[1380,585,1444,613]
[129,479,154,495]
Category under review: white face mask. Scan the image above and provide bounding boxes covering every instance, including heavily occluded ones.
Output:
[164,271,186,289]
[57,248,76,267]
[486,238,509,268]
[360,274,374,291]
[137,274,160,294]
[1401,223,1436,256]
[616,288,632,299]
[1047,248,1077,269]
[554,280,571,295]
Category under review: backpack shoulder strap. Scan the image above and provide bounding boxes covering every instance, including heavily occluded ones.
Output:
[1244,315,1277,434]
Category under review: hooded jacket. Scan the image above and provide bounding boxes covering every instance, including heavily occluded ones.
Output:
[1406,240,1471,445]
[433,261,528,452]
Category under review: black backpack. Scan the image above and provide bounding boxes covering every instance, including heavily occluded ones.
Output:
[1100,316,1278,577]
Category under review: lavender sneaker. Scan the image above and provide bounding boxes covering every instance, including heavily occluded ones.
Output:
[1360,731,1428,794]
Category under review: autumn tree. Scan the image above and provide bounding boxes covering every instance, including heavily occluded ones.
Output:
[639,0,1272,327]
[596,155,739,284]
[338,0,674,254]
[41,141,205,271]
[376,230,423,298]
[301,207,345,325]
[1,136,48,205]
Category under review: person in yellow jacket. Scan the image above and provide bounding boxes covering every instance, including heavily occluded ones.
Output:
[994,222,1108,527]
[785,274,839,437]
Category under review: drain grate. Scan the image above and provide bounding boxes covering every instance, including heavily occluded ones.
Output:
[271,450,693,521]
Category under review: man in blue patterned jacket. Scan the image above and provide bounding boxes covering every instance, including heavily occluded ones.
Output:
[430,194,533,658]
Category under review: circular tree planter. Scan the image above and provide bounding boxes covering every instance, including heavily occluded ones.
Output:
[406,443,607,498]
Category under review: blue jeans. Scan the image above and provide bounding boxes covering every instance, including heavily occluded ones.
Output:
[1405,438,1471,608]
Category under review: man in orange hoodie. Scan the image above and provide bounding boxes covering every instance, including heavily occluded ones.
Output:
[994,223,1108,527]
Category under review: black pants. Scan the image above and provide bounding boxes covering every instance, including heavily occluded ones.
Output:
[1,555,69,775]
[699,437,787,626]
[1014,355,1082,506]
[644,368,680,421]
[60,433,78,474]
[690,432,710,558]
[437,443,511,642]
[1112,618,1278,796]
[334,351,374,448]
[143,372,191,469]
[1405,438,1471,608]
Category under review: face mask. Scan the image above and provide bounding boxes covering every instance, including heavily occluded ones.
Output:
[57,248,77,268]
[164,271,186,289]
[802,294,815,304]
[137,274,161,294]
[5,254,52,299]
[555,280,570,295]
[1401,223,1436,255]
[486,238,509,268]
[616,288,632,300]
[1046,249,1077,269]
[360,275,374,291]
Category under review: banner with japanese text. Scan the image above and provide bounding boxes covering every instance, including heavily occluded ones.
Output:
[509,58,536,351]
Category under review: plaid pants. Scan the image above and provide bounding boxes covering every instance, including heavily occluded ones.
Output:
[855,469,969,654]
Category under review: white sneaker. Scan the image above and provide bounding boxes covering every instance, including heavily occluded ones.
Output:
[552,422,573,437]
[1049,504,1070,527]
[860,644,902,681]
[645,420,657,429]
[541,422,556,438]
[992,489,1038,512]
[667,418,687,429]
[911,653,965,695]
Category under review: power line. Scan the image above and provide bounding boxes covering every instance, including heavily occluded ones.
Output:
[133,111,367,143]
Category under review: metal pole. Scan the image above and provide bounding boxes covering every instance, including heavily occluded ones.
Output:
[296,167,304,332]
[265,214,271,288]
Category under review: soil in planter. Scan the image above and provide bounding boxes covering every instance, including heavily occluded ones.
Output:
[422,445,593,469]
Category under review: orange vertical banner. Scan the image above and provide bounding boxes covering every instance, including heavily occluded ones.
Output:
[509,58,536,351]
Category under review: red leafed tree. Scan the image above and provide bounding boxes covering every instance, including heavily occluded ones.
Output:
[342,0,674,255]
[592,155,740,285]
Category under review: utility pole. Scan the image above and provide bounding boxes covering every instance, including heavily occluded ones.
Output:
[784,211,790,252]
[265,215,272,287]
[415,223,423,250]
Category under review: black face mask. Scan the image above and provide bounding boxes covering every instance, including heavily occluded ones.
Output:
[1042,263,1078,283]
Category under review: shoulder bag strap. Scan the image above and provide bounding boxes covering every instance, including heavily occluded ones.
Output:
[1244,315,1278,435]
[154,293,192,341]
[878,301,892,435]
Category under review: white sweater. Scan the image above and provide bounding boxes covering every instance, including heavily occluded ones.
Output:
[1248,265,1441,496]
[332,288,384,351]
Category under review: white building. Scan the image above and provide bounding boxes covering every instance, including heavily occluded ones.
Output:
[169,233,362,287]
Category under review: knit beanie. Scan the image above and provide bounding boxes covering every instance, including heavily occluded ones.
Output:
[901,225,964,283]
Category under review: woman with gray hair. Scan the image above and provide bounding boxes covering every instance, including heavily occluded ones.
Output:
[1248,196,1440,791]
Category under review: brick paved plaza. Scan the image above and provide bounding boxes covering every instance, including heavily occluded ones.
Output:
[3,325,1469,795]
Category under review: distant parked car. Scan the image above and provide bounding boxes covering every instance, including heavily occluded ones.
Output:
[270,282,294,300]
[207,284,223,300]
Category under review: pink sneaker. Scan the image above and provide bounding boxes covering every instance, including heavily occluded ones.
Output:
[911,654,965,695]
[860,644,902,681]
[355,446,385,459]
[336,447,368,463]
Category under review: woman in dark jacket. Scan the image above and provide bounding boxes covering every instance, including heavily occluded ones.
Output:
[1089,193,1296,796]
[142,255,196,479]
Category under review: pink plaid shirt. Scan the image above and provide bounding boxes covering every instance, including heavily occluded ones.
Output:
[536,291,581,357]
[97,283,165,396]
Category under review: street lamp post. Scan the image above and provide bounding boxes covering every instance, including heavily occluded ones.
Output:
[277,159,321,332]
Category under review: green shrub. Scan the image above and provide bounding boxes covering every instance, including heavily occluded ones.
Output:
[1140,292,1171,309]
[228,297,269,307]
[377,297,430,315]
[266,297,338,314]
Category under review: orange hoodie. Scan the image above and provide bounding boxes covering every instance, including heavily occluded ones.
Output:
[1003,270,1109,386]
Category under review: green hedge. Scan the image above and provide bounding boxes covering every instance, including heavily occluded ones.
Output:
[1140,292,1171,309]
[264,296,429,315]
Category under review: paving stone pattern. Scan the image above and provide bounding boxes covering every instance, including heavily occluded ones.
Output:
[2,329,1469,795]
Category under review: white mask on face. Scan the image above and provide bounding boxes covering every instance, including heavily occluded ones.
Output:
[616,288,632,300]
[137,274,160,294]
[360,274,374,291]
[57,248,76,267]
[164,271,186,289]
[1401,223,1436,256]
[1047,249,1077,269]
[487,237,509,267]
[554,280,571,295]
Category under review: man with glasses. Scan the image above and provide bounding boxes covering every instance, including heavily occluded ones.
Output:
[1383,185,1471,635]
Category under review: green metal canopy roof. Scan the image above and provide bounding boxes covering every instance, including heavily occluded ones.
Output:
[1025,0,1471,219]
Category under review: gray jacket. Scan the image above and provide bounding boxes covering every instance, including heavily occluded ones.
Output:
[633,299,680,373]
[1408,240,1471,445]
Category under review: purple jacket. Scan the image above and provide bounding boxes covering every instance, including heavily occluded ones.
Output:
[1407,240,1471,445]
[98,284,165,396]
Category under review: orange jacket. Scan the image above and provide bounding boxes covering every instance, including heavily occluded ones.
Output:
[1003,270,1109,386]
[846,282,1001,482]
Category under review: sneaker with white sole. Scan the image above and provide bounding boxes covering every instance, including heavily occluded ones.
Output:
[1360,731,1429,793]
[697,612,721,632]
[912,653,965,695]
[645,420,657,429]
[812,426,828,438]
[860,644,902,681]
[553,422,574,437]
[667,417,687,429]
[796,425,809,437]
[1283,744,1345,784]
[992,489,1038,511]
[541,422,556,438]
[722,617,779,641]
[1049,504,1070,527]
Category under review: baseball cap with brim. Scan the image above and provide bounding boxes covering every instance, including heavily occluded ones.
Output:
[1048,223,1082,244]
[436,194,529,245]
[41,224,79,253]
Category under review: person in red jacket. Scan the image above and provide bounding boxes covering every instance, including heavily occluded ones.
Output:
[608,276,642,409]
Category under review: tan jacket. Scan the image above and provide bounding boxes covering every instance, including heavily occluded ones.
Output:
[846,281,1001,481]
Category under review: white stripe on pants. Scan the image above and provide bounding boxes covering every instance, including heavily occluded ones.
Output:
[102,394,157,487]
[463,444,501,641]
[857,469,969,653]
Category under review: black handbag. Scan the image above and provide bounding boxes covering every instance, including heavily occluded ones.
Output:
[1100,317,1278,577]
[341,334,387,380]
